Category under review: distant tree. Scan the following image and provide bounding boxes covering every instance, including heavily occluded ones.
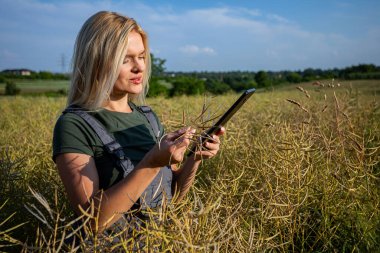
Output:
[38,71,54,79]
[349,64,377,73]
[302,68,318,81]
[53,73,70,80]
[57,88,67,96]
[151,54,166,77]
[0,75,6,83]
[170,76,205,97]
[222,74,256,92]
[205,79,231,94]
[254,71,270,88]
[148,77,169,97]
[286,72,302,83]
[5,81,21,95]
[339,64,379,79]
[321,69,338,79]
[266,71,285,85]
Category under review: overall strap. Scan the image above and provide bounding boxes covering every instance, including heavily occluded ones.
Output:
[137,105,160,139]
[62,106,172,210]
[62,107,135,177]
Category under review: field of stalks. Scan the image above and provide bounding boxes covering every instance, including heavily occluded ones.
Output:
[0,79,379,252]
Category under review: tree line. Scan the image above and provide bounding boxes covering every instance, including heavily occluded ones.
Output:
[1,54,379,96]
[148,58,380,97]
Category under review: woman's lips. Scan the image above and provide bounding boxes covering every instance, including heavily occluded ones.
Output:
[130,77,142,84]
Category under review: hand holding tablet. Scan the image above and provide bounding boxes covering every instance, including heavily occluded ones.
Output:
[189,88,256,155]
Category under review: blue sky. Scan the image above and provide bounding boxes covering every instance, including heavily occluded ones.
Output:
[1,0,379,72]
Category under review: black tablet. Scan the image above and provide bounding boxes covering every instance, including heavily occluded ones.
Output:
[190,88,256,154]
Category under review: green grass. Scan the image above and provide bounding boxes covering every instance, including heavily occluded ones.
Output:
[0,79,69,94]
[0,79,379,252]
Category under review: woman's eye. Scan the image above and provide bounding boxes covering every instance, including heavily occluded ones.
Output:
[123,56,132,64]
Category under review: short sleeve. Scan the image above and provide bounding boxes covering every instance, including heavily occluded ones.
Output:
[52,113,96,162]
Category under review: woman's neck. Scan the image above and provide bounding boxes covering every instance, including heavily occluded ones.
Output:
[103,95,132,113]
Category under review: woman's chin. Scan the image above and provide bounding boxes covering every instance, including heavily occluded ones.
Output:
[128,83,143,94]
[129,87,143,95]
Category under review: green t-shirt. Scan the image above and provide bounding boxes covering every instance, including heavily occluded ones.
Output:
[52,104,164,190]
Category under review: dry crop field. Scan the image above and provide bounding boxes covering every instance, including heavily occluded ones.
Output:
[0,80,379,252]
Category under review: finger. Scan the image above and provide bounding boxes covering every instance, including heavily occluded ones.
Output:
[195,149,217,159]
[215,126,226,136]
[166,127,190,141]
[174,135,190,147]
[189,128,196,138]
[177,127,196,140]
[171,143,190,162]
[204,141,220,151]
[174,130,196,149]
[205,135,220,144]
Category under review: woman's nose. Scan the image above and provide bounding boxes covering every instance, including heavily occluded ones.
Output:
[131,58,145,73]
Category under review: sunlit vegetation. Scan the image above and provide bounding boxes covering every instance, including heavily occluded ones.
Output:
[0,79,379,252]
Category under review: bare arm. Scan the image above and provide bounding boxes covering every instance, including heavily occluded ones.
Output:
[56,127,192,233]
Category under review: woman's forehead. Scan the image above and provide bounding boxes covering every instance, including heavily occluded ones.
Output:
[125,31,145,55]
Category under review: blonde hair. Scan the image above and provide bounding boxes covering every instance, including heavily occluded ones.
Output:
[68,11,151,109]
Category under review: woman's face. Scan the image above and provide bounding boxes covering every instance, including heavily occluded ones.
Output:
[113,30,146,97]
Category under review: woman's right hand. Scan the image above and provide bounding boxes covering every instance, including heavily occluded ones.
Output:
[146,127,195,168]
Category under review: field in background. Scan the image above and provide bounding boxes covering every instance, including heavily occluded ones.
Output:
[0,79,69,95]
[0,80,379,252]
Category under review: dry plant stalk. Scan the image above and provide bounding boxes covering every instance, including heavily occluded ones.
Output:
[286,99,309,113]
[296,86,311,98]
[1,81,380,252]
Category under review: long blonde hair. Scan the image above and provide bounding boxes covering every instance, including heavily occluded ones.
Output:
[68,11,151,109]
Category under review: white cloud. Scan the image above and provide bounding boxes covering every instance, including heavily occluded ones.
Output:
[202,47,216,55]
[243,8,261,17]
[186,7,263,29]
[0,0,378,72]
[267,14,290,23]
[150,48,161,54]
[179,45,216,55]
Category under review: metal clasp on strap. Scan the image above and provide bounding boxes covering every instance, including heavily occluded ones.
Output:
[113,148,126,160]
[105,140,125,159]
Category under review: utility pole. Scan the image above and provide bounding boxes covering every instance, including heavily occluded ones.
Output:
[60,53,66,73]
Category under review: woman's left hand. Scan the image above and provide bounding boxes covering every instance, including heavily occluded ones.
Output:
[193,127,225,161]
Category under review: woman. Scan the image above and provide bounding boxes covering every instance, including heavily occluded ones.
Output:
[53,11,224,234]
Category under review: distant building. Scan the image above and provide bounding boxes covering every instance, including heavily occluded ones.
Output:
[1,69,34,76]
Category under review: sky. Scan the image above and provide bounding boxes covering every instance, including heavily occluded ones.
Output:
[0,0,379,73]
